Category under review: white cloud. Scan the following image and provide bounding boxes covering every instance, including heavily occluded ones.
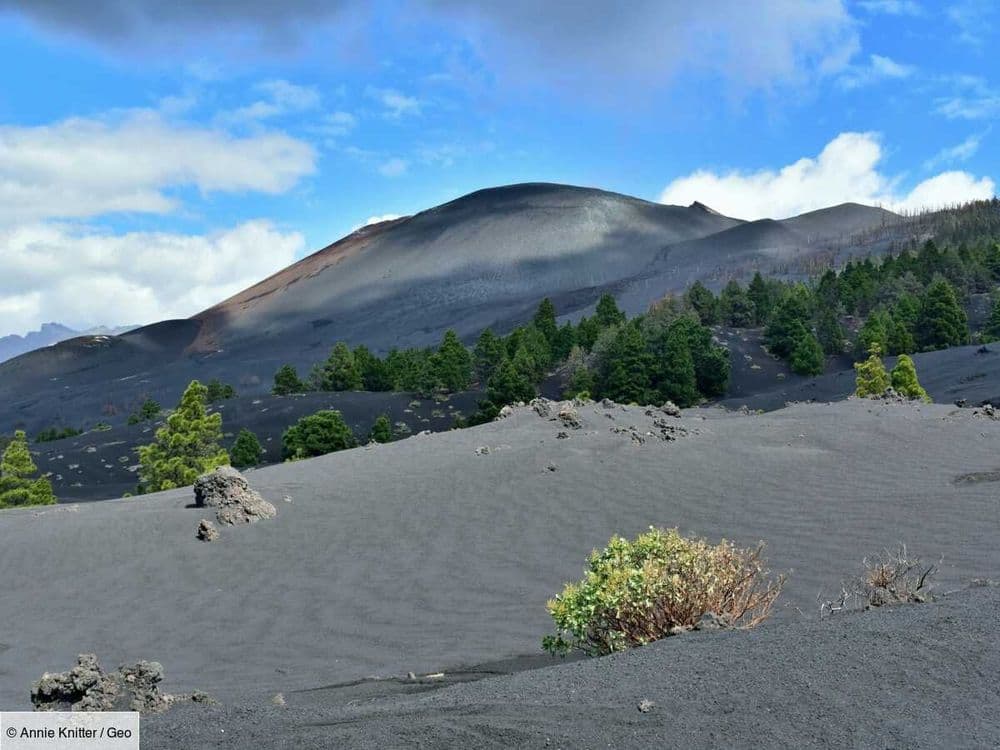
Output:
[351,214,403,231]
[658,132,995,219]
[0,220,303,334]
[228,79,322,121]
[924,133,984,169]
[838,54,915,89]
[378,157,409,177]
[936,95,1000,120]
[316,111,358,138]
[0,110,316,224]
[856,0,922,15]
[365,87,421,118]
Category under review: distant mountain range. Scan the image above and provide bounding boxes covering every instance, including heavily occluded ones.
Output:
[0,182,913,432]
[0,322,137,365]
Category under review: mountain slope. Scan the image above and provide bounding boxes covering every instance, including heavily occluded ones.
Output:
[0,322,135,364]
[0,183,899,431]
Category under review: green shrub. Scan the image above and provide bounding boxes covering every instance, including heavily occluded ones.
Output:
[854,345,890,398]
[0,430,56,508]
[128,398,161,425]
[206,379,236,402]
[543,527,784,656]
[35,426,82,443]
[369,414,393,444]
[230,428,264,468]
[282,410,356,460]
[272,364,307,395]
[890,354,930,402]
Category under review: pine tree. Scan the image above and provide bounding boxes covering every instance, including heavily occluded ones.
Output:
[230,429,264,468]
[658,327,700,407]
[719,280,755,327]
[684,281,718,325]
[353,345,393,391]
[487,356,536,407]
[595,293,626,328]
[983,295,1000,340]
[206,379,236,401]
[815,307,845,355]
[917,278,969,350]
[598,323,653,404]
[473,329,506,384]
[369,414,393,444]
[890,355,930,402]
[765,286,812,358]
[857,309,892,358]
[854,346,890,398]
[282,410,356,460]
[790,330,825,376]
[137,381,229,493]
[575,316,601,350]
[533,298,558,345]
[432,330,472,392]
[552,322,577,361]
[748,272,774,325]
[0,430,56,508]
[315,342,364,391]
[272,364,307,395]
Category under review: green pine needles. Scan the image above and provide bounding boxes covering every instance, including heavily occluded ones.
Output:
[137,380,229,493]
[0,430,57,509]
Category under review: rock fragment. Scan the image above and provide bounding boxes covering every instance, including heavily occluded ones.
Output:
[194,466,276,526]
[196,519,219,542]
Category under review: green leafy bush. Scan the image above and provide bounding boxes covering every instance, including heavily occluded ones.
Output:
[282,409,356,460]
[543,527,784,656]
[369,414,393,444]
[272,364,307,395]
[230,428,264,468]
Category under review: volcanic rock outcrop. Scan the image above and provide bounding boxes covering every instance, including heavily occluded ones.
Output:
[194,466,276,526]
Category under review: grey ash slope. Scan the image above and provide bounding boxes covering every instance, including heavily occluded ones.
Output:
[0,399,997,747]
[0,183,897,434]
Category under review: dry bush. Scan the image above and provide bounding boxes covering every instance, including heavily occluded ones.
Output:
[543,527,785,656]
[821,545,937,617]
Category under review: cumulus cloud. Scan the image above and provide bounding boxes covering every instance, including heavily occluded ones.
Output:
[0,110,316,223]
[658,132,995,219]
[0,220,303,334]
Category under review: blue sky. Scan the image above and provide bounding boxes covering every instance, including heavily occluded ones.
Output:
[0,0,997,336]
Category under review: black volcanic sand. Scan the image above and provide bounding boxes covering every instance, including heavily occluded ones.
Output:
[148,586,1000,749]
[30,390,481,502]
[722,334,1000,411]
[1,400,998,745]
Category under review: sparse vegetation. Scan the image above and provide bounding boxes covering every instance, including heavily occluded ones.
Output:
[543,527,784,656]
[0,430,56,508]
[206,379,237,402]
[282,409,356,460]
[35,426,82,443]
[136,381,229,493]
[821,545,936,616]
[127,398,161,425]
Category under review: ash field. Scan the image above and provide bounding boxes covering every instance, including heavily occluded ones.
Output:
[1,398,998,748]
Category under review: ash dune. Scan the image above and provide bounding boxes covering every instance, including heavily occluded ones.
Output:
[1,398,997,747]
[0,183,900,434]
